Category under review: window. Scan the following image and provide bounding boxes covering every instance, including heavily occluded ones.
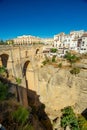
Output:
[81,48,83,50]
[83,37,85,40]
[82,41,85,46]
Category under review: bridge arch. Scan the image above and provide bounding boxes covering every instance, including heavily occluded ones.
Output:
[0,54,9,67]
[22,60,35,91]
[36,48,39,54]
[22,60,30,77]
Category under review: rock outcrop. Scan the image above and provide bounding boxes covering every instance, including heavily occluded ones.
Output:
[37,63,87,120]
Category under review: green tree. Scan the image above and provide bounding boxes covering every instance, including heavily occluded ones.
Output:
[64,52,79,66]
[61,106,79,130]
[0,81,8,100]
[52,55,56,62]
[7,40,14,45]
[0,40,7,45]
[50,48,57,53]
[0,40,4,45]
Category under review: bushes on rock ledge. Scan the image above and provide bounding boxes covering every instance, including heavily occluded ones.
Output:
[50,48,57,53]
[58,63,62,68]
[61,106,79,130]
[52,55,56,62]
[70,67,80,75]
[64,52,80,66]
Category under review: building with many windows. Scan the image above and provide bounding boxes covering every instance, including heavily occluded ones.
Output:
[54,32,65,48]
[53,30,87,53]
[78,33,87,53]
[13,35,41,45]
[41,38,54,45]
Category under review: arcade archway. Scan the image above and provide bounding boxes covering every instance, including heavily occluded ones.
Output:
[0,54,9,67]
[22,61,35,91]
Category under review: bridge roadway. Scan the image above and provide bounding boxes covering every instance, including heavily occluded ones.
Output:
[0,44,33,50]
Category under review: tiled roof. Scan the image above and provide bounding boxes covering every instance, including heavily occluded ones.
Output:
[82,33,87,37]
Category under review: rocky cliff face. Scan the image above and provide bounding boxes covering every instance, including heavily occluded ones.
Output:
[37,59,87,120]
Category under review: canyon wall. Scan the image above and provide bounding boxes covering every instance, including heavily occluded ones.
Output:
[36,59,87,119]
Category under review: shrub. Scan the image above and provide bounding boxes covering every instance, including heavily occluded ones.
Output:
[70,67,80,75]
[0,81,8,100]
[58,63,62,68]
[61,106,79,130]
[12,107,29,125]
[42,60,47,65]
[78,115,87,130]
[64,52,80,65]
[40,65,43,68]
[52,55,56,62]
[12,107,34,130]
[16,78,21,85]
[42,55,50,65]
[0,66,7,77]
[50,48,57,53]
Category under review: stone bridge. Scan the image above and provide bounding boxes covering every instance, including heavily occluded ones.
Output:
[0,45,43,103]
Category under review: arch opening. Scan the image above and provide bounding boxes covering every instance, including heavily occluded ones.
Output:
[22,61,35,91]
[36,48,39,54]
[0,54,9,67]
[22,61,30,77]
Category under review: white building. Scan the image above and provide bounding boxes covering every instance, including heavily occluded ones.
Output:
[70,30,84,38]
[41,38,54,45]
[13,35,41,45]
[54,30,85,53]
[63,34,78,50]
[78,33,87,53]
[54,33,65,48]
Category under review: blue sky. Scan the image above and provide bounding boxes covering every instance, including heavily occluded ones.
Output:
[0,0,87,40]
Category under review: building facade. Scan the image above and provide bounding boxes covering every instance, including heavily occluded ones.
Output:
[54,32,65,48]
[13,35,41,45]
[78,33,87,53]
[53,30,87,53]
[41,38,54,45]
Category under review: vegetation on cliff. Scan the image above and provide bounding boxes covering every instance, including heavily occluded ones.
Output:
[64,52,80,65]
[78,115,87,130]
[0,52,87,130]
[70,67,80,75]
[50,48,57,53]
[61,106,79,130]
[0,66,7,77]
[61,106,87,130]
[0,79,53,130]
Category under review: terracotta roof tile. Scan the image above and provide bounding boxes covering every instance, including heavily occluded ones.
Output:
[82,33,87,37]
